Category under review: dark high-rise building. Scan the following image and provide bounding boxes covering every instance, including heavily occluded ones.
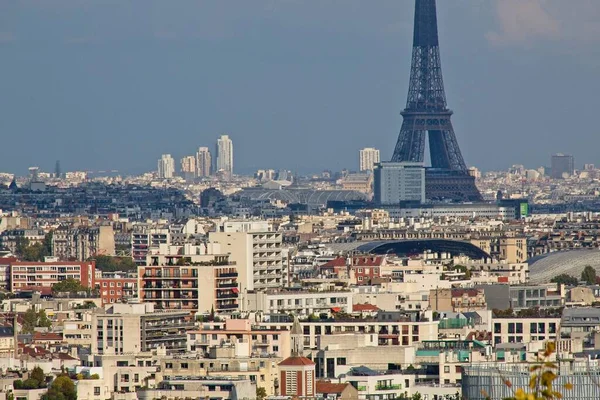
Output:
[550,153,574,179]
[390,0,482,202]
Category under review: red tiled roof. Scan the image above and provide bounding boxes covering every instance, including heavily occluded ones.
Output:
[279,356,315,366]
[320,257,346,268]
[352,303,379,312]
[33,332,63,341]
[352,256,383,267]
[316,381,350,394]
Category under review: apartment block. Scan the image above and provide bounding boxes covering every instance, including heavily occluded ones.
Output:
[52,225,115,261]
[91,303,195,354]
[187,319,291,359]
[0,228,46,254]
[96,276,138,305]
[243,290,353,316]
[492,317,560,345]
[139,254,239,314]
[10,260,95,294]
[210,226,283,291]
[132,226,170,266]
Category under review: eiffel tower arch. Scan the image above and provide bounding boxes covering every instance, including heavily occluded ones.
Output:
[391,0,482,202]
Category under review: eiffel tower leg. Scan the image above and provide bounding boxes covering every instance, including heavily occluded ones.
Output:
[391,118,426,163]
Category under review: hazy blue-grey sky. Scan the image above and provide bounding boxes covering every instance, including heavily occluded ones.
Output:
[2,0,600,175]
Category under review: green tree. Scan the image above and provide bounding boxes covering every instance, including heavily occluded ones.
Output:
[22,379,40,390]
[52,278,86,294]
[550,274,579,286]
[37,310,52,329]
[43,375,76,400]
[581,265,597,285]
[256,387,267,400]
[22,308,38,334]
[30,366,46,387]
[91,255,136,272]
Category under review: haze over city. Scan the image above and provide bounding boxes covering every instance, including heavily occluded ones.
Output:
[2,0,600,175]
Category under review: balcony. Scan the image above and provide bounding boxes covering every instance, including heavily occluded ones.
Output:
[254,340,270,347]
[217,272,238,278]
[375,384,402,391]
[217,293,238,299]
[217,303,238,310]
[218,283,238,289]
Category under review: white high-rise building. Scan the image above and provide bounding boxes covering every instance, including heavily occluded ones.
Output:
[216,134,233,174]
[157,154,175,179]
[196,147,212,177]
[359,147,380,172]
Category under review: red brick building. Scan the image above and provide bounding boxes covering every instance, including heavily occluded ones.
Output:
[350,255,383,285]
[10,261,95,294]
[96,277,137,305]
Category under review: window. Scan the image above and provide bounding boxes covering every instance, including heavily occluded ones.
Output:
[336,358,346,365]
[273,334,279,340]
[508,323,515,334]
[117,282,122,287]
[94,387,100,396]
[516,323,523,334]
[102,282,107,287]
[110,282,115,287]
[165,363,173,369]
[530,323,537,334]
[117,361,128,367]
[273,346,279,352]
[494,323,501,334]
[181,363,188,369]
[444,366,450,373]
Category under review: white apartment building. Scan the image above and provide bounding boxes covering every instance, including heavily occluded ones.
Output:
[132,225,171,265]
[492,317,560,346]
[209,221,283,291]
[196,147,212,177]
[359,147,380,172]
[157,154,175,179]
[243,290,353,316]
[216,134,233,174]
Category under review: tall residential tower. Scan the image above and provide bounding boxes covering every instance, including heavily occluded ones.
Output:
[359,147,380,172]
[216,134,233,174]
[196,147,212,177]
[157,154,175,179]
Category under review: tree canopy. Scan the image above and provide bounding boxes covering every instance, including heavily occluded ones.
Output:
[581,265,597,285]
[22,308,52,334]
[91,255,136,272]
[42,375,76,400]
[14,232,53,262]
[550,274,579,286]
[51,278,87,294]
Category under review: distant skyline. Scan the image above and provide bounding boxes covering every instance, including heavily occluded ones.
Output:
[2,1,600,175]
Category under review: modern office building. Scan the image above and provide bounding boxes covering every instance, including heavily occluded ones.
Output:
[157,154,175,179]
[359,148,380,172]
[196,146,212,177]
[551,153,574,179]
[373,162,425,205]
[216,135,233,174]
[462,362,600,400]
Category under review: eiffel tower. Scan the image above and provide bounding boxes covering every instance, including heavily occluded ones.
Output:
[391,0,482,201]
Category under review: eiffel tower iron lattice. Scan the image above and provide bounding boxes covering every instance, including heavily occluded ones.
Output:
[391,0,482,201]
